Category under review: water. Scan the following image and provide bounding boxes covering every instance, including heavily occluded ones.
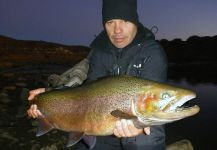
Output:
[166,79,217,150]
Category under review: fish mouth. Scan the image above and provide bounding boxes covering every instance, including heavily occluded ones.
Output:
[166,94,196,112]
[154,94,200,120]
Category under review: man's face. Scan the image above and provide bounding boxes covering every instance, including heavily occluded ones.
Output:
[105,19,137,48]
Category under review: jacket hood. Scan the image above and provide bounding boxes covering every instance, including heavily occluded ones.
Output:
[90,22,155,50]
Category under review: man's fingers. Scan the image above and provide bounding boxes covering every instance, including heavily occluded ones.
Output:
[113,128,121,138]
[114,119,142,138]
[27,109,32,118]
[113,120,150,138]
[126,120,143,137]
[28,91,38,100]
[115,120,126,137]
[31,105,37,118]
[28,95,34,101]
[28,104,38,118]
[144,127,150,135]
[36,109,42,116]
[121,119,132,137]
[28,88,45,100]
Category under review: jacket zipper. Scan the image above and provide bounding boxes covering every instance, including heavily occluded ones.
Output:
[116,48,123,75]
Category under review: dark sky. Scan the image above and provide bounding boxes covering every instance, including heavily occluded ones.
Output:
[0,0,217,46]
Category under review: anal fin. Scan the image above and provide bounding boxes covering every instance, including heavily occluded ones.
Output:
[67,132,84,147]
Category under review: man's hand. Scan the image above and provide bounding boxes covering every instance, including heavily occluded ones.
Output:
[27,88,45,118]
[113,119,150,138]
[28,88,45,100]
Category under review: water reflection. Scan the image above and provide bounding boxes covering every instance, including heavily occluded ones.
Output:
[166,79,217,150]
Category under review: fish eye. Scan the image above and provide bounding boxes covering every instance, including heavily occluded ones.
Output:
[162,93,171,100]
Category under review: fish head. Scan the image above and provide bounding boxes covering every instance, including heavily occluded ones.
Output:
[132,82,200,125]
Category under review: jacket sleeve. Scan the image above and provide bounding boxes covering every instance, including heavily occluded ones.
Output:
[140,41,168,83]
[86,49,108,82]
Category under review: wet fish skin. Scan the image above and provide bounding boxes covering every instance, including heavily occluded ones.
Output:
[32,75,200,148]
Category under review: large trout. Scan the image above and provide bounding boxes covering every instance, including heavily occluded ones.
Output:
[32,75,200,148]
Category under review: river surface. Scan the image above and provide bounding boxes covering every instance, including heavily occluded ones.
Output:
[166,79,217,150]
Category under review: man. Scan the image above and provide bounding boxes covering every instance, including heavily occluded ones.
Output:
[27,0,167,149]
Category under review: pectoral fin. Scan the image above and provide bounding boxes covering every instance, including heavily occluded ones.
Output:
[67,132,84,147]
[132,120,146,129]
[36,116,54,137]
[111,110,137,119]
[83,135,97,149]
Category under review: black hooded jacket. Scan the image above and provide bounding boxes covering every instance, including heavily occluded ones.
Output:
[86,23,167,149]
[88,23,167,83]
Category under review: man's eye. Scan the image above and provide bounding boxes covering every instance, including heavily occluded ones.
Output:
[162,93,171,100]
[122,20,128,23]
[106,21,113,25]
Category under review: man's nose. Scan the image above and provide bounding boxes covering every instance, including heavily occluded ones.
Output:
[114,22,123,34]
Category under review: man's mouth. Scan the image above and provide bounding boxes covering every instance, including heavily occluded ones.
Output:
[113,36,125,42]
[114,38,124,42]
